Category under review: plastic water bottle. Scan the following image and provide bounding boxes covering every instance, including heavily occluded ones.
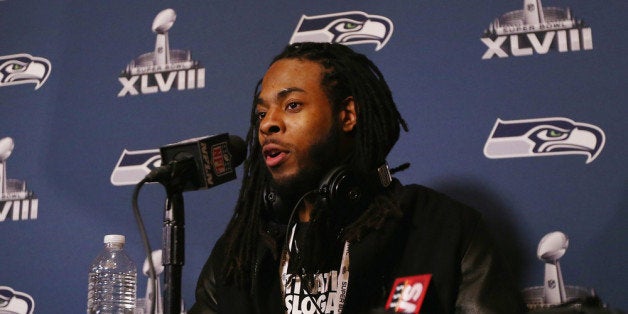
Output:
[87,234,137,314]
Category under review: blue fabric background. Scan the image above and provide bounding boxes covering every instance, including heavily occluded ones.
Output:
[1,1,625,312]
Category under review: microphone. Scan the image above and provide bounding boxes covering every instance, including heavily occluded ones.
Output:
[144,133,247,192]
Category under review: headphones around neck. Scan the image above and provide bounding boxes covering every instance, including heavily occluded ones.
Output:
[264,163,392,224]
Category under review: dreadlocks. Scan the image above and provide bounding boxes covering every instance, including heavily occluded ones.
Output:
[220,42,409,288]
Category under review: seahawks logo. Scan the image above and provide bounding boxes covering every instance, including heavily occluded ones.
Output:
[0,54,51,90]
[290,11,393,51]
[0,286,34,314]
[484,117,605,164]
[110,148,161,186]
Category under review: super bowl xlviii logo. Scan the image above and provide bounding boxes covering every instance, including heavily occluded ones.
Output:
[0,286,35,314]
[0,53,51,90]
[110,148,161,186]
[290,11,393,51]
[481,0,592,59]
[483,117,605,164]
[0,138,38,222]
[118,8,205,97]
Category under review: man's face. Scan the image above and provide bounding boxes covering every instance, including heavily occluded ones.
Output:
[255,59,350,192]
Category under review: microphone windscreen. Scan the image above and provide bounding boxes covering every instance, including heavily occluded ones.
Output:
[228,135,247,168]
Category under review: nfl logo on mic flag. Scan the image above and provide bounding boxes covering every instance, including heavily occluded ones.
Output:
[385,274,431,313]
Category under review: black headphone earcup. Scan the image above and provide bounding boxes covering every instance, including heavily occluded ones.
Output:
[319,166,365,210]
[263,185,290,224]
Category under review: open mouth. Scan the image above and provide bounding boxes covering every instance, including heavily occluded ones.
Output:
[265,149,282,158]
[263,145,289,167]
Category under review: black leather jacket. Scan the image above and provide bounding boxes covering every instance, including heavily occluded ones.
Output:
[189,181,524,313]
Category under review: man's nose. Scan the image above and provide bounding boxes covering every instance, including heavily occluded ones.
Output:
[259,108,283,135]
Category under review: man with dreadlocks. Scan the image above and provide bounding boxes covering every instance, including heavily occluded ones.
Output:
[189,42,523,313]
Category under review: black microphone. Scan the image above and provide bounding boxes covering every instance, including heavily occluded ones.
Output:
[145,133,247,192]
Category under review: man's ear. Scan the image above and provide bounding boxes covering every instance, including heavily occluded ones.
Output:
[339,97,357,133]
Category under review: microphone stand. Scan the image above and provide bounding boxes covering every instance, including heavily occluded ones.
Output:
[143,135,245,314]
[162,188,184,314]
[157,163,191,314]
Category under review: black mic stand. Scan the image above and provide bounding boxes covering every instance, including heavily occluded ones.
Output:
[162,189,184,314]
[157,161,194,314]
[143,135,246,314]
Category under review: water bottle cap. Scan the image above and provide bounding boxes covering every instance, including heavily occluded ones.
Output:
[103,234,126,244]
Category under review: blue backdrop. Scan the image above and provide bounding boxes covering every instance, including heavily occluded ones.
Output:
[1,0,626,312]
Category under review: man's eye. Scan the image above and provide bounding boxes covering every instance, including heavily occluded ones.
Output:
[286,102,301,111]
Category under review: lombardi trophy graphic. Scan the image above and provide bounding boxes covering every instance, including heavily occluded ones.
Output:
[138,249,184,313]
[522,231,607,310]
[0,137,15,199]
[122,8,197,75]
[0,137,38,221]
[481,0,593,59]
[484,0,590,37]
[118,8,205,96]
[523,0,545,25]
[537,231,568,304]
[141,250,164,314]
[152,9,175,66]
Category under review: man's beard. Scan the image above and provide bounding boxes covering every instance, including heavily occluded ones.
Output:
[268,124,349,277]
[270,124,342,203]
